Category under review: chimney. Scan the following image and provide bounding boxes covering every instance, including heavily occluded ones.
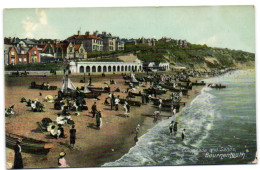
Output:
[93,30,98,36]
[77,30,80,35]
[102,31,106,36]
[85,31,90,36]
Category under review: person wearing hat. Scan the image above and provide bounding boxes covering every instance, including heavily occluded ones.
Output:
[58,152,69,168]
[13,139,23,169]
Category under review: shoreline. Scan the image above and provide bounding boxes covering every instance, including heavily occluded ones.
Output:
[5,73,205,168]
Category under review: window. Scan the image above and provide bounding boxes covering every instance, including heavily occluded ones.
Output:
[19,58,22,62]
[80,49,83,53]
[21,50,25,54]
[69,47,73,52]
[11,51,15,55]
[24,58,27,62]
[33,50,36,55]
[11,58,15,64]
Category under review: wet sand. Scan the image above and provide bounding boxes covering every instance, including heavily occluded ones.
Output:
[5,73,204,168]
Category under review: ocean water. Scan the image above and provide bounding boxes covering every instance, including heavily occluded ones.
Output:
[104,70,256,166]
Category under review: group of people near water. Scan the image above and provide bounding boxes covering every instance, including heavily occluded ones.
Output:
[8,67,233,169]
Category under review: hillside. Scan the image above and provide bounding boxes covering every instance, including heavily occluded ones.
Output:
[125,41,255,71]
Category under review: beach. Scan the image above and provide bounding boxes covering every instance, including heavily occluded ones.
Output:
[5,72,205,168]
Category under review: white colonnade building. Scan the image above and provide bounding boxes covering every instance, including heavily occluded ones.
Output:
[69,59,143,73]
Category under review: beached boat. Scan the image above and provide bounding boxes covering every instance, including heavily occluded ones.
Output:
[153,100,186,107]
[192,81,206,86]
[128,91,142,96]
[208,84,226,89]
[119,99,141,107]
[143,88,167,95]
[164,82,192,90]
[30,82,57,90]
[85,86,110,93]
[160,84,188,95]
[60,77,101,99]
[6,133,53,154]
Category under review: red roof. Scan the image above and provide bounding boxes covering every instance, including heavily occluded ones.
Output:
[56,42,69,52]
[74,43,81,51]
[67,34,103,41]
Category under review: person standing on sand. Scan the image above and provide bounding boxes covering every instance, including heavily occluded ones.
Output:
[13,139,23,169]
[70,125,76,149]
[182,129,186,141]
[96,111,102,129]
[124,101,129,117]
[174,122,178,136]
[169,121,174,134]
[114,96,120,111]
[110,93,115,110]
[91,102,97,118]
[58,152,70,168]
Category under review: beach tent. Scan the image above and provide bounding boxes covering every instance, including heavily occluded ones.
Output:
[68,78,76,92]
[130,73,139,83]
[84,84,91,93]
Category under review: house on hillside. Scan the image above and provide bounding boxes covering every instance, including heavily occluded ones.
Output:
[55,42,69,60]
[4,45,40,65]
[98,32,116,51]
[66,31,103,52]
[115,39,125,51]
[66,42,87,60]
[40,43,56,63]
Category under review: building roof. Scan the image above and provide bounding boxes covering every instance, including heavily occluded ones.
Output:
[74,43,81,51]
[21,39,37,45]
[56,42,69,52]
[67,34,103,41]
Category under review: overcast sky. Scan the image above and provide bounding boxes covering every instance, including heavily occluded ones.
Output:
[4,6,255,52]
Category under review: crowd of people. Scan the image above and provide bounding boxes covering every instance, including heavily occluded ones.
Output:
[7,68,231,168]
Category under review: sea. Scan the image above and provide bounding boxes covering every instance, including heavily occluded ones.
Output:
[104,69,256,166]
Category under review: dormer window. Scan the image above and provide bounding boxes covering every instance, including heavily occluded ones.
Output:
[11,51,15,55]
[21,50,25,54]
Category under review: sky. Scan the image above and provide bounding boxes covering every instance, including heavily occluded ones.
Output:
[3,6,255,53]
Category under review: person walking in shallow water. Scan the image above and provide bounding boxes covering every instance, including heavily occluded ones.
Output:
[182,129,186,141]
[169,121,174,134]
[174,122,178,136]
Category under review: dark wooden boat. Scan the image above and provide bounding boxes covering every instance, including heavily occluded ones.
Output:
[164,82,192,90]
[119,99,141,107]
[192,81,206,86]
[80,92,101,98]
[129,91,142,96]
[6,132,53,154]
[179,79,191,83]
[160,84,188,95]
[143,88,167,95]
[153,100,186,106]
[30,82,57,90]
[58,91,101,99]
[210,85,226,89]
[125,80,140,86]
[85,86,110,93]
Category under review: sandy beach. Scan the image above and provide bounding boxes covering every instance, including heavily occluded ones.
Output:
[5,72,204,168]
